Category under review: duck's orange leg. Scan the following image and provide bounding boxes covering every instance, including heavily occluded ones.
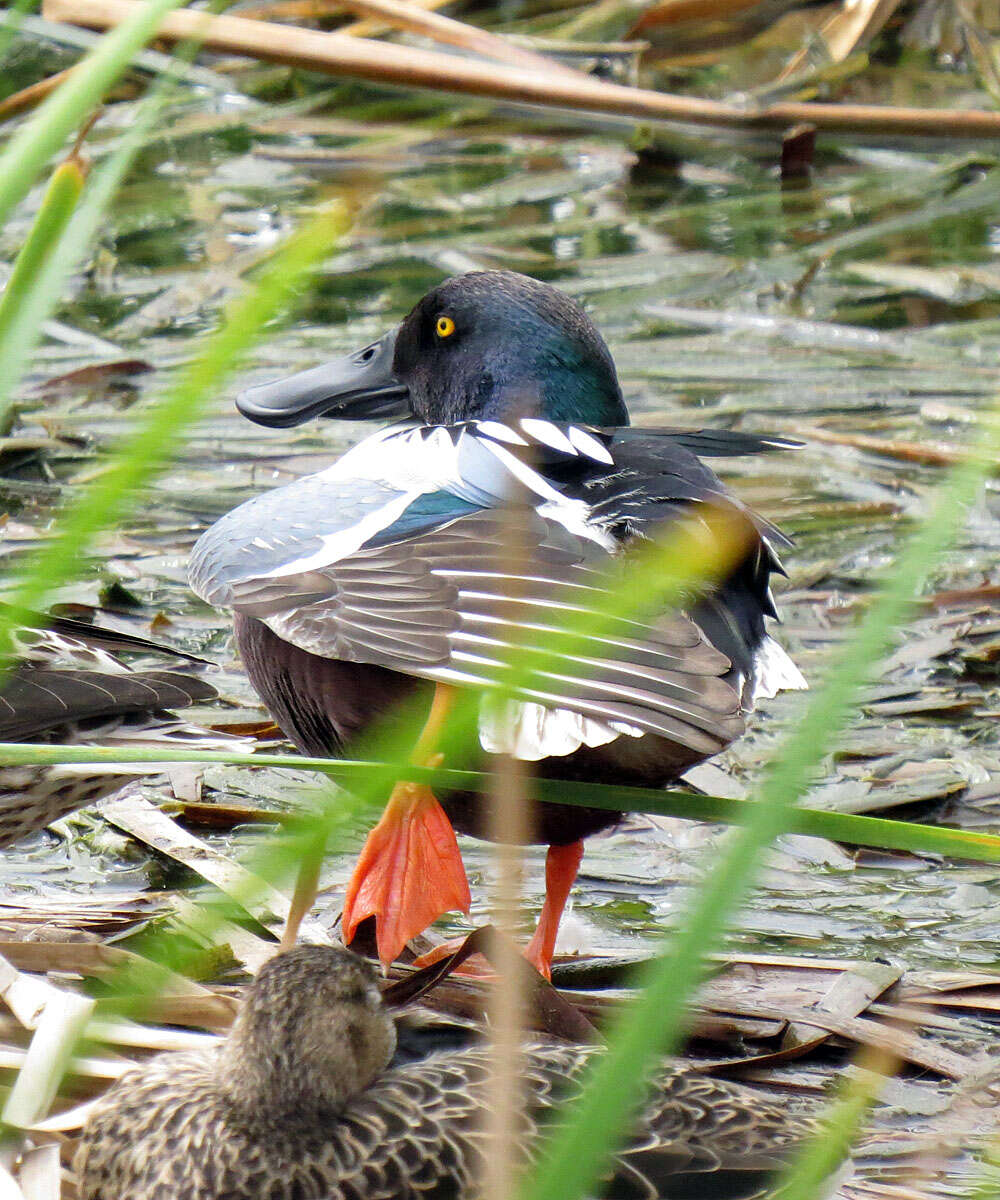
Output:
[341,685,470,967]
[413,839,585,981]
[524,840,584,980]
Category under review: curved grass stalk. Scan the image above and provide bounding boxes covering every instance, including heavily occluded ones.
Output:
[0,0,186,226]
[4,743,1000,870]
[0,151,85,344]
[0,0,42,63]
[0,204,346,667]
[0,0,245,429]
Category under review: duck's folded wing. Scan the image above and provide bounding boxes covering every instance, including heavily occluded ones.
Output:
[625,427,802,459]
[191,477,745,756]
[349,1044,808,1200]
[0,668,216,742]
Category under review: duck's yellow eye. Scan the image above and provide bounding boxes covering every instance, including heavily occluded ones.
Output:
[436,315,455,339]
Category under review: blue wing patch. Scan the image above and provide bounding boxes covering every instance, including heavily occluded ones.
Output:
[361,491,483,551]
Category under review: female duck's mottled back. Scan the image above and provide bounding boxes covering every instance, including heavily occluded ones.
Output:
[77,945,814,1200]
[189,271,806,975]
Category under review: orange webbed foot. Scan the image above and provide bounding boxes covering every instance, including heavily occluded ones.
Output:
[342,782,471,967]
[410,840,587,982]
[411,934,556,981]
[412,938,544,981]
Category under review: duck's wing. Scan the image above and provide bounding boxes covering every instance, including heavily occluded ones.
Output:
[614,1069,810,1198]
[3,603,210,668]
[4,612,218,740]
[190,420,801,758]
[343,1042,810,1200]
[525,1045,810,1194]
[587,427,803,702]
[0,667,216,742]
[619,427,802,459]
[0,616,224,847]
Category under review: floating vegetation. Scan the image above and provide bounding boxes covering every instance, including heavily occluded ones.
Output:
[1,1,1000,1197]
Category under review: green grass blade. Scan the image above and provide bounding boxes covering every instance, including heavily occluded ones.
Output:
[0,151,85,344]
[0,0,243,428]
[5,746,1000,868]
[768,1049,891,1200]
[0,204,346,664]
[0,0,184,227]
[517,411,1000,1200]
[0,125,141,425]
[970,1142,1000,1200]
[0,0,41,63]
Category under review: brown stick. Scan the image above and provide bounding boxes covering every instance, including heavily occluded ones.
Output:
[239,0,578,76]
[340,0,448,41]
[632,0,765,34]
[238,0,453,41]
[802,425,998,470]
[342,0,579,76]
[0,68,77,124]
[42,0,1000,138]
[236,0,355,15]
[482,496,531,1200]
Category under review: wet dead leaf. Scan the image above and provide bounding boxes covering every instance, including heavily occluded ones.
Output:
[102,795,324,942]
[29,360,152,395]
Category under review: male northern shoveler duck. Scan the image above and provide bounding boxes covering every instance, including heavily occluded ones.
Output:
[189,271,805,976]
[77,943,813,1199]
[0,610,220,844]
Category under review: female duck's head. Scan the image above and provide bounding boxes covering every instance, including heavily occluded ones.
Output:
[218,945,396,1124]
[237,270,628,429]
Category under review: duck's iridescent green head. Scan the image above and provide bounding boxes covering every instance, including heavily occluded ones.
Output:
[392,271,627,426]
[237,271,629,428]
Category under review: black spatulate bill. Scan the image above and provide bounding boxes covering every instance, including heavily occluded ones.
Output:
[237,328,409,428]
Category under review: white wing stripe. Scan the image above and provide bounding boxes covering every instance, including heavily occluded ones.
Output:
[567,426,614,464]
[448,631,714,697]
[256,491,420,579]
[520,419,578,455]
[479,437,566,504]
[477,421,529,446]
[447,651,735,729]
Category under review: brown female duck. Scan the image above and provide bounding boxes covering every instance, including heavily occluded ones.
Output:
[77,944,813,1199]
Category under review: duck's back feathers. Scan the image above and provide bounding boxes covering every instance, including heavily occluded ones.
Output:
[191,420,802,765]
[77,1038,808,1200]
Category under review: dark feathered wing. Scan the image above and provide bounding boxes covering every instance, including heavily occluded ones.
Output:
[190,420,802,762]
[0,617,222,847]
[0,668,215,742]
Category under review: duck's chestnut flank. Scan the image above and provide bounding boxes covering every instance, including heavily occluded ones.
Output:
[191,269,806,975]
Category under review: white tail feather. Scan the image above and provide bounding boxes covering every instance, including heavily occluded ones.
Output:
[752,636,807,703]
[479,697,642,761]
